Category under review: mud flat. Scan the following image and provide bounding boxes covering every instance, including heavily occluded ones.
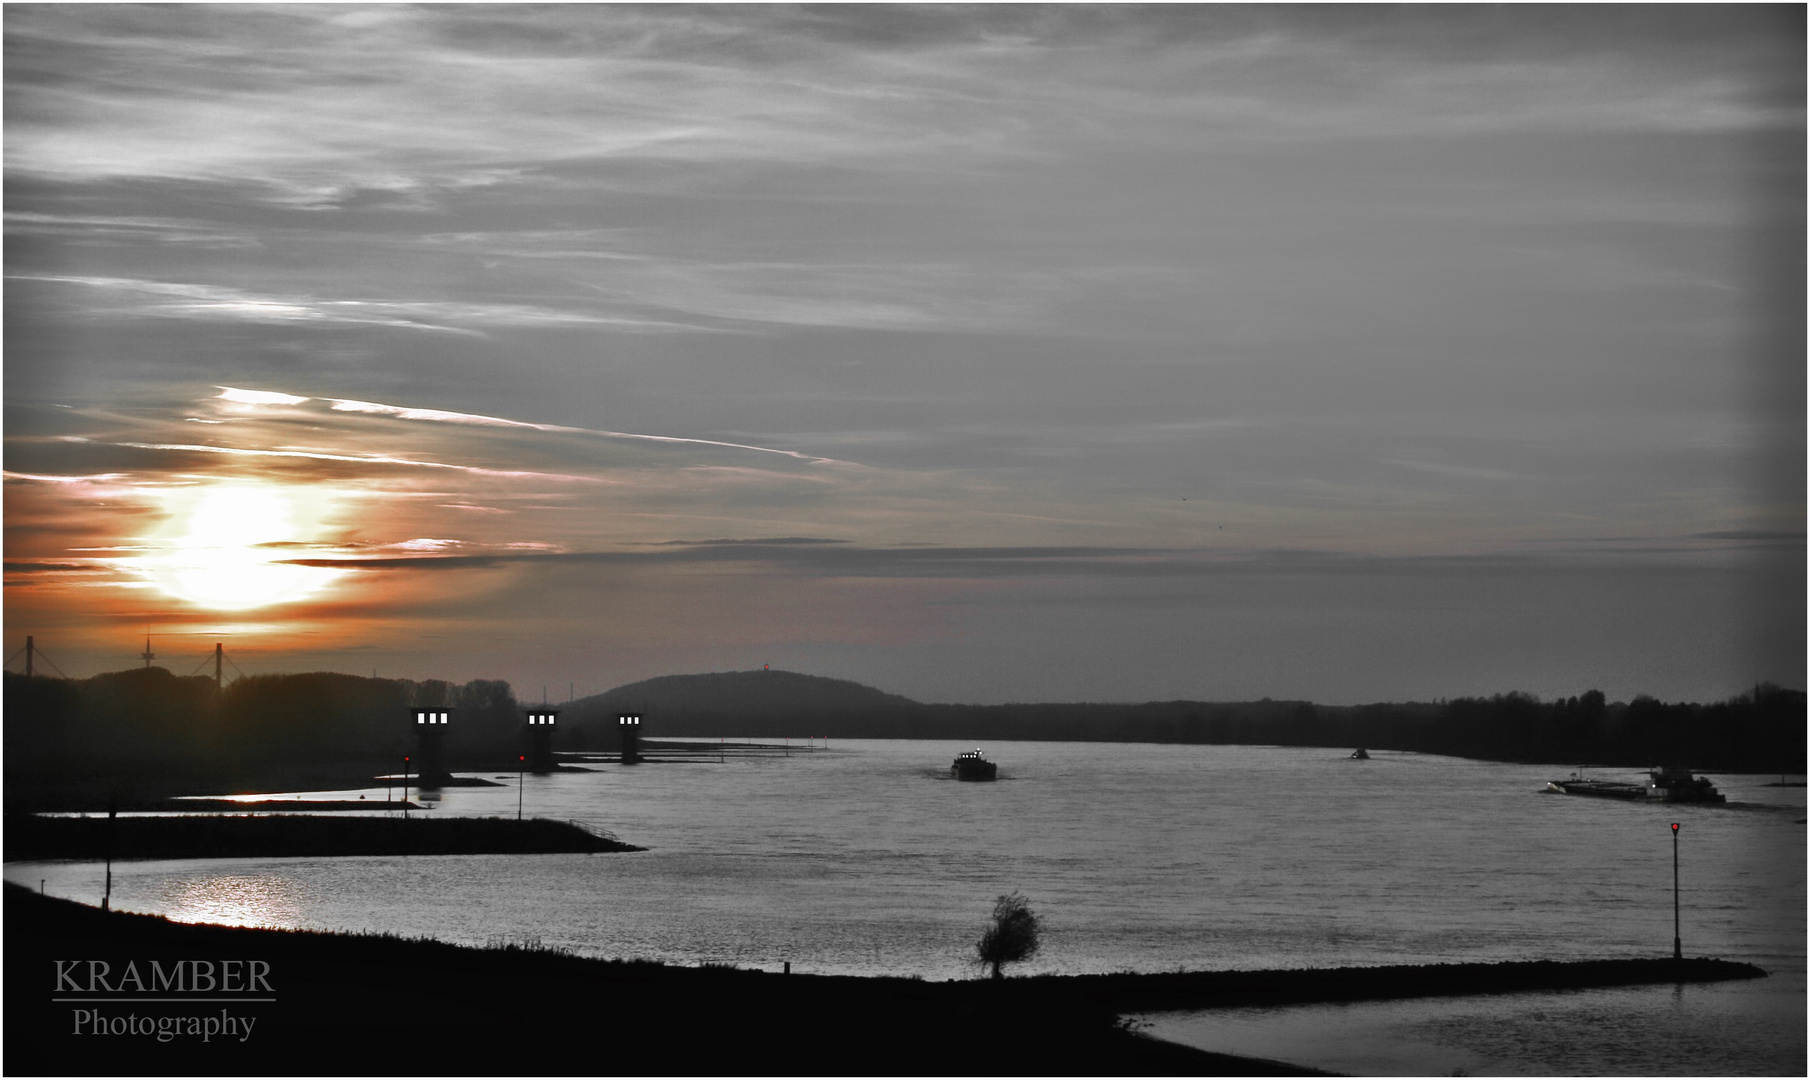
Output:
[3,813,640,861]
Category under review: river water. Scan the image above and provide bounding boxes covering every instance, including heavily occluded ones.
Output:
[11,741,1803,1074]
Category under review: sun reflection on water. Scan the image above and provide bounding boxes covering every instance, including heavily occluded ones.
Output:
[162,873,315,929]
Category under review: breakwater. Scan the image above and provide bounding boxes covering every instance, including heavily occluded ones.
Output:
[4,813,640,861]
[1052,956,1764,1011]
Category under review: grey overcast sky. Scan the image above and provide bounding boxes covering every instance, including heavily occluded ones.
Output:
[4,4,1802,704]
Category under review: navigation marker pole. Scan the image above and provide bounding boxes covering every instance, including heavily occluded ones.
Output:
[1671,822,1682,961]
[103,798,116,912]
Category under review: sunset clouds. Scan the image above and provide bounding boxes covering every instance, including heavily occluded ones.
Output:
[5,6,1801,703]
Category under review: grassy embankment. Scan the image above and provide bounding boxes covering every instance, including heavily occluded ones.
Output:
[6,885,1762,1077]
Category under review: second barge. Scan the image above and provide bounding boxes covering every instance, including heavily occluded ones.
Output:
[1546,765,1725,804]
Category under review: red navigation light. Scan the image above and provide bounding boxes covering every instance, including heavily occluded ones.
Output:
[1671,822,1680,832]
[519,755,525,762]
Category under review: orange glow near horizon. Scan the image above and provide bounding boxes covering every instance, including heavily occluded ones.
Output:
[139,483,348,611]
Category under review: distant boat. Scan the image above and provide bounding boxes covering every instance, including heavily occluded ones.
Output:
[1350,748,1370,760]
[1546,765,1725,804]
[951,749,997,781]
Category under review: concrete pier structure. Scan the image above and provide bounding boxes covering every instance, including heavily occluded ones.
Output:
[525,709,558,774]
[413,707,452,786]
[619,713,641,764]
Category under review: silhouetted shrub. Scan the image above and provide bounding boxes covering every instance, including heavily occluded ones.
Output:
[976,892,1041,979]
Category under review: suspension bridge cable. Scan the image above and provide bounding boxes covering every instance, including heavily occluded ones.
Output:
[3,646,23,670]
[31,649,71,679]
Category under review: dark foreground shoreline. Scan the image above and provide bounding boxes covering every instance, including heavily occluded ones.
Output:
[5,813,642,861]
[4,886,1762,1077]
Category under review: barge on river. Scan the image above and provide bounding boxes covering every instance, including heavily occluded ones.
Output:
[1546,765,1725,803]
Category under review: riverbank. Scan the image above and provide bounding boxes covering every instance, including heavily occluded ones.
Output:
[4,814,641,861]
[5,886,1307,1076]
[5,885,1763,1076]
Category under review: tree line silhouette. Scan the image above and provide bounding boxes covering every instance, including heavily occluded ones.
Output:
[4,667,1800,807]
[572,675,1802,774]
[3,668,521,805]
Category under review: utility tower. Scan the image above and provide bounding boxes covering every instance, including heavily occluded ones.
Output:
[140,635,156,668]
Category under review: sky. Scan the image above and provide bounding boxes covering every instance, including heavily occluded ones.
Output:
[4,5,1803,706]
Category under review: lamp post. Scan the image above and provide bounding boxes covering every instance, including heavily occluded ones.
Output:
[518,755,526,821]
[103,798,116,912]
[402,755,411,815]
[1671,822,1682,961]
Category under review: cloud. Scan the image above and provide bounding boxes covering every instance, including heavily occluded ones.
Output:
[4,209,264,248]
[9,5,1796,364]
[3,471,130,485]
[265,541,1330,580]
[105,439,601,484]
[1378,458,1522,482]
[10,274,700,335]
[661,537,852,546]
[290,392,829,465]
[219,388,308,406]
[1690,530,1806,543]
[10,7,1790,201]
[324,397,562,430]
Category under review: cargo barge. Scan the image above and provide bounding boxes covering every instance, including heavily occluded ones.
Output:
[1546,765,1725,803]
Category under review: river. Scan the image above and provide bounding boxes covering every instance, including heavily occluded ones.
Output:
[11,741,1803,1074]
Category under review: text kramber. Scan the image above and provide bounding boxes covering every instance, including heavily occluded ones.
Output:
[55,960,273,994]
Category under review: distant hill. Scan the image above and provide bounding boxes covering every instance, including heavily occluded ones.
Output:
[563,669,921,740]
[556,671,1805,775]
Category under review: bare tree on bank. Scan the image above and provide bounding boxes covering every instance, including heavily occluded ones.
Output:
[976,892,1041,979]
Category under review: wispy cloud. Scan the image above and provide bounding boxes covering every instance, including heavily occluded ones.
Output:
[10,274,702,335]
[103,439,600,484]
[1378,458,1522,482]
[12,7,1791,195]
[4,209,264,248]
[248,390,835,464]
[2,471,129,485]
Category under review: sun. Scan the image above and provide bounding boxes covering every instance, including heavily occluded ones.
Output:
[144,484,345,610]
